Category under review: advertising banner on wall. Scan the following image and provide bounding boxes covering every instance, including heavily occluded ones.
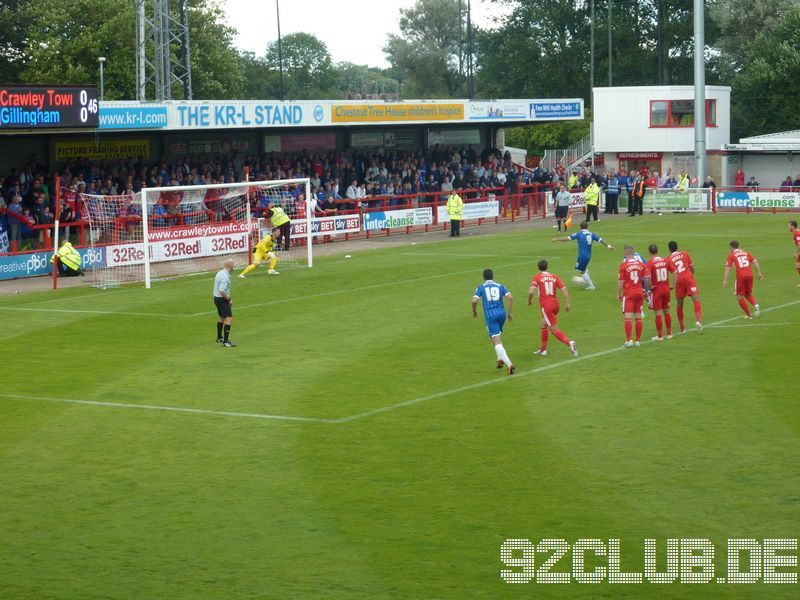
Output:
[468,101,529,120]
[0,246,105,281]
[363,207,433,231]
[715,190,800,210]
[530,102,583,119]
[332,103,464,124]
[289,214,361,238]
[55,139,151,161]
[264,133,337,152]
[648,190,707,211]
[427,129,481,146]
[436,199,499,222]
[99,106,168,130]
[169,101,329,130]
[105,222,251,267]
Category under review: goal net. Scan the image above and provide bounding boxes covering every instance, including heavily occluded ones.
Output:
[80,178,311,288]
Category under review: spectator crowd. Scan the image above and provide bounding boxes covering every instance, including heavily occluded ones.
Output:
[0,144,524,252]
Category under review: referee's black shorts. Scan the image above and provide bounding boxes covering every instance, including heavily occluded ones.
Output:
[214,296,232,318]
[555,205,569,219]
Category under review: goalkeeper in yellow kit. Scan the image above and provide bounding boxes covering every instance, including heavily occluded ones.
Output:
[239,227,282,277]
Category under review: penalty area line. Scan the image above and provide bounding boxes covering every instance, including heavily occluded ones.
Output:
[334,299,800,423]
[0,393,335,424]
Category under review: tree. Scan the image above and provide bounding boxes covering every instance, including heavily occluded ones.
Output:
[0,0,28,82]
[5,0,244,100]
[264,32,338,99]
[505,112,592,157]
[383,0,464,98]
[335,62,399,99]
[729,3,800,139]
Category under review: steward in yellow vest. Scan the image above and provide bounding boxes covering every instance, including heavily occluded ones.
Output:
[446,192,463,238]
[50,239,84,276]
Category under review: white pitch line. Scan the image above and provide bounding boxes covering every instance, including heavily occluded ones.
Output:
[0,306,188,318]
[713,321,799,329]
[399,252,544,259]
[333,299,800,423]
[0,393,334,424]
[3,300,797,425]
[189,259,534,316]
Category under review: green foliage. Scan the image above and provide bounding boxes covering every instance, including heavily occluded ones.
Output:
[383,0,464,98]
[4,0,243,100]
[729,3,800,140]
[336,62,399,98]
[264,32,339,99]
[505,112,592,156]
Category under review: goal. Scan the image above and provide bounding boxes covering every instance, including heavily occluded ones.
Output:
[80,178,312,288]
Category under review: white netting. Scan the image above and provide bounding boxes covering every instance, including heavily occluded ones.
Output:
[80,179,310,288]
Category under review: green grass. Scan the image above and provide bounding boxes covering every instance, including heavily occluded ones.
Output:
[1,213,799,599]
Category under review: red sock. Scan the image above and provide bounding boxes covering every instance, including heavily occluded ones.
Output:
[624,318,633,341]
[665,313,673,335]
[738,297,750,316]
[655,314,663,337]
[541,328,549,350]
[635,318,643,341]
[553,329,570,346]
[745,294,756,306]
[677,306,685,330]
[694,299,702,322]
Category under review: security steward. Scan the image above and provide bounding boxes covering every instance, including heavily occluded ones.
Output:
[50,239,84,276]
[446,191,463,237]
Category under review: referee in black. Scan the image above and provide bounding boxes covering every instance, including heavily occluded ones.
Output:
[214,258,236,347]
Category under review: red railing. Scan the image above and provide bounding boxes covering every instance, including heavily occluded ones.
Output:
[1,185,554,257]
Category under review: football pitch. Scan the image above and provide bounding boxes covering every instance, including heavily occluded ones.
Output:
[2,213,799,598]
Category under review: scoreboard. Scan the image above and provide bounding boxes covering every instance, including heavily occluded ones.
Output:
[0,85,99,129]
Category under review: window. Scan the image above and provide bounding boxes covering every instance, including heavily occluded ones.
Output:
[650,101,668,127]
[649,99,717,128]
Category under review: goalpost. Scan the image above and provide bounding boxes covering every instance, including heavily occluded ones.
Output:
[80,178,312,288]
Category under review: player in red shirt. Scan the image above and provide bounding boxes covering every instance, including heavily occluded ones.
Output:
[643,243,673,340]
[667,240,703,334]
[528,260,578,357]
[618,246,645,346]
[790,220,800,286]
[723,240,763,318]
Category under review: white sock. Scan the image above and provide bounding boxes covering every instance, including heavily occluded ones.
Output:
[582,271,595,288]
[497,344,511,365]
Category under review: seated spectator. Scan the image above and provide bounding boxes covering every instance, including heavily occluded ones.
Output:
[746,176,759,191]
[780,176,793,191]
[701,175,716,189]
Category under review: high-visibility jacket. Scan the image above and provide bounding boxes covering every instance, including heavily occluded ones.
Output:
[677,175,690,190]
[50,241,81,270]
[632,179,646,199]
[446,193,463,220]
[269,206,290,227]
[584,183,600,206]
[568,174,580,189]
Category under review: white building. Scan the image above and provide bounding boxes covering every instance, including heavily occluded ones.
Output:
[593,85,731,183]
[724,130,800,189]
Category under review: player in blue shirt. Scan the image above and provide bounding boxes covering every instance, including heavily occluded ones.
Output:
[472,269,516,375]
[553,221,614,290]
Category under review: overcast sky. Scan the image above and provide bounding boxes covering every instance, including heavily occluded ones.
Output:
[224,0,502,68]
